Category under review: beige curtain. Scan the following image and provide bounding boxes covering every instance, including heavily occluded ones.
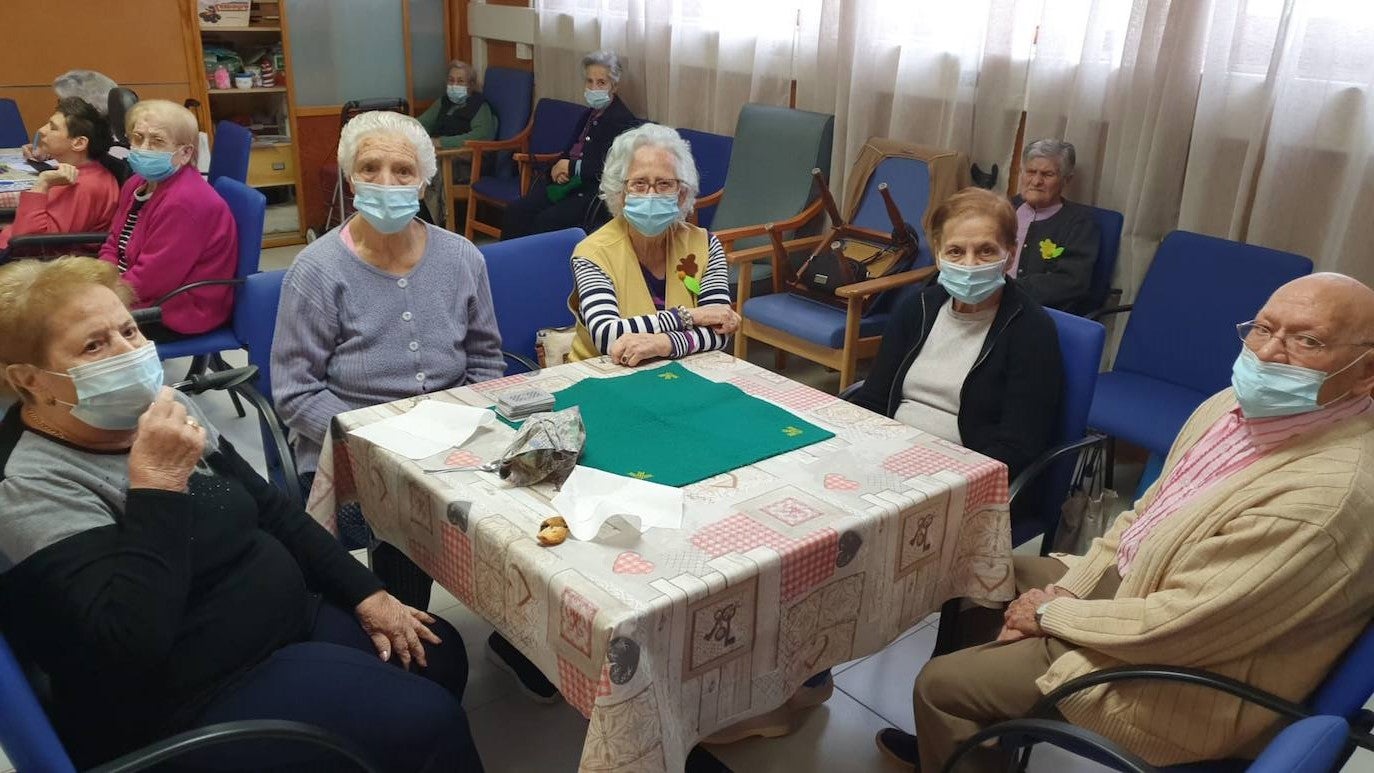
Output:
[532,0,797,134]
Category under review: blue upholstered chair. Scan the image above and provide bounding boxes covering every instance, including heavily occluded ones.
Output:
[437,66,534,233]
[207,120,252,184]
[678,128,733,231]
[1077,204,1125,317]
[465,98,587,240]
[477,228,584,373]
[1087,231,1312,458]
[947,620,1374,773]
[735,140,964,390]
[0,98,28,147]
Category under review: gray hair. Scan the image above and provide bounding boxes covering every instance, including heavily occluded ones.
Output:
[338,111,437,182]
[447,59,477,87]
[582,50,624,83]
[600,123,700,220]
[1022,139,1076,178]
[52,70,118,115]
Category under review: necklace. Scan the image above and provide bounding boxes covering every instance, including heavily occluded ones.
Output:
[22,407,67,439]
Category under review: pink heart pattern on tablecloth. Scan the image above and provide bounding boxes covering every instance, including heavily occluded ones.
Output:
[823,473,861,491]
[612,551,656,574]
[445,450,482,467]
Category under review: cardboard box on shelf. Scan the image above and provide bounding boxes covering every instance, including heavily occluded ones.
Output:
[198,1,251,28]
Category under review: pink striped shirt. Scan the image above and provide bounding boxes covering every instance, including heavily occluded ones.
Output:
[1115,395,1373,575]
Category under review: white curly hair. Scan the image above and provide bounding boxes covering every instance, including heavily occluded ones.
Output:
[337,111,437,182]
[599,123,700,221]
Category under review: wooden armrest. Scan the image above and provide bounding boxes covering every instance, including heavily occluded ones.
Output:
[835,265,938,299]
[434,146,474,158]
[465,135,527,153]
[715,198,825,248]
[726,234,825,266]
[515,152,563,165]
[694,189,724,209]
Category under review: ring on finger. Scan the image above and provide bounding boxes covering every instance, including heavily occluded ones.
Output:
[185,418,201,430]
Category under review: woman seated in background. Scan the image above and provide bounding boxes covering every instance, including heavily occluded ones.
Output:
[568,123,740,365]
[21,69,119,162]
[500,50,640,240]
[0,257,482,771]
[97,99,236,341]
[0,98,121,257]
[271,111,555,704]
[1006,138,1101,313]
[418,59,497,220]
[710,188,1063,746]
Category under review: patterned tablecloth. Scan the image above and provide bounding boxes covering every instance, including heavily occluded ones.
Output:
[0,147,39,206]
[307,353,1015,773]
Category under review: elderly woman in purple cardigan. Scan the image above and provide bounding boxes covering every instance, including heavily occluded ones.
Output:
[272,111,562,704]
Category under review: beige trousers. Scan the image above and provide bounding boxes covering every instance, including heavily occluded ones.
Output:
[913,556,1120,772]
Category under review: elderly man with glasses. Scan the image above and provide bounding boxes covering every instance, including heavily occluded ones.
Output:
[877,272,1374,771]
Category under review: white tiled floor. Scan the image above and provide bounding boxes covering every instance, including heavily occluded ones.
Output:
[4,254,1372,771]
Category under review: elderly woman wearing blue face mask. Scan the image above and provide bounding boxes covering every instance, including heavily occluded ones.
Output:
[418,59,497,220]
[566,123,740,365]
[500,50,640,240]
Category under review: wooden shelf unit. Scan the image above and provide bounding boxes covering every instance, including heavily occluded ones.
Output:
[186,0,306,247]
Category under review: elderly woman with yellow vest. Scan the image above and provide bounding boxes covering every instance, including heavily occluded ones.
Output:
[568,123,740,365]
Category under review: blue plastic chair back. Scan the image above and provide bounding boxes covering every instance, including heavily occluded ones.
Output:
[1113,231,1312,396]
[1015,308,1107,545]
[232,269,286,400]
[212,177,267,279]
[1081,205,1124,315]
[1242,715,1351,773]
[0,633,77,773]
[207,121,253,184]
[677,128,733,230]
[849,155,936,317]
[0,99,28,148]
[481,67,534,179]
[530,99,588,156]
[1307,620,1374,719]
[479,228,583,369]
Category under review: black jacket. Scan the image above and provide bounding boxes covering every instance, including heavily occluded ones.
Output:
[560,95,640,187]
[1011,196,1101,313]
[433,90,489,137]
[853,278,1063,483]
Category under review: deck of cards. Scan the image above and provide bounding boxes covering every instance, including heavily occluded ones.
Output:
[495,387,556,420]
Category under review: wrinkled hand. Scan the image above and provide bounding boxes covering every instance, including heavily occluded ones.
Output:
[689,304,740,334]
[21,143,48,162]
[34,163,79,193]
[608,332,672,367]
[128,388,205,492]
[998,586,1067,642]
[551,158,571,185]
[355,590,442,669]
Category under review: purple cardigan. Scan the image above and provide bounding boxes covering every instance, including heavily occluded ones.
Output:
[99,166,238,334]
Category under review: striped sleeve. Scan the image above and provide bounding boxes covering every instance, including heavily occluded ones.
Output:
[572,258,683,356]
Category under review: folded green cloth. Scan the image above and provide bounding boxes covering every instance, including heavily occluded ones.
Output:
[540,362,834,487]
[546,175,583,203]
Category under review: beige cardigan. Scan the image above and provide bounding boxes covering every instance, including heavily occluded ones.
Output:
[1037,389,1374,765]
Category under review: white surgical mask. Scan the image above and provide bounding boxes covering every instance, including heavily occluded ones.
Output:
[45,343,164,430]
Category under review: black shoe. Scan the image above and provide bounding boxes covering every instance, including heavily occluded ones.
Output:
[486,632,560,703]
[876,728,919,769]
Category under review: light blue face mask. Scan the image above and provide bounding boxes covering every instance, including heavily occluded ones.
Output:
[622,194,680,237]
[128,148,179,182]
[585,89,612,110]
[938,258,1007,305]
[351,180,421,234]
[446,85,468,104]
[47,343,165,430]
[1230,347,1370,418]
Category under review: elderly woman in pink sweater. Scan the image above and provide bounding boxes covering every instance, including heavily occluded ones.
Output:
[98,100,237,341]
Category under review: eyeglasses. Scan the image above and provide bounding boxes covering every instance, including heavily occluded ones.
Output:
[625,178,680,195]
[1236,321,1349,356]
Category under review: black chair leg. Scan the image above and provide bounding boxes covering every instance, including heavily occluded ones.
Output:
[210,353,247,418]
[183,355,209,382]
[931,598,964,658]
[1104,436,1116,491]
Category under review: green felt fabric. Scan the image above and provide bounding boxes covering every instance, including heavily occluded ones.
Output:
[547,362,833,486]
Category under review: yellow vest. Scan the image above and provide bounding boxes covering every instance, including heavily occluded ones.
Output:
[568,217,710,361]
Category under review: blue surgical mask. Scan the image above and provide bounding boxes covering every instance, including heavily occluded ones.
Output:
[1230,347,1370,419]
[622,194,679,237]
[46,343,165,430]
[938,258,1007,304]
[585,89,612,110]
[351,180,421,234]
[128,148,179,182]
[446,85,468,104]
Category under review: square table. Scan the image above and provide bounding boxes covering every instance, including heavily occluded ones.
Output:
[0,147,41,208]
[307,352,1015,773]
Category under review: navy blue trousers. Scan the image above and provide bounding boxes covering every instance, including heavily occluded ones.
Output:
[183,601,482,772]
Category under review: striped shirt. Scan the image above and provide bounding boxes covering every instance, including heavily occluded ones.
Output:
[572,233,732,359]
[1116,394,1374,575]
[115,187,154,272]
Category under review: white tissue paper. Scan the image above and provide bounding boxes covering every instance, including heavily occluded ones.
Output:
[350,401,494,460]
[551,465,685,541]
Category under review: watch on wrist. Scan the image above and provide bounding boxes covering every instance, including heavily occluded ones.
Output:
[1035,601,1052,626]
[674,305,695,330]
